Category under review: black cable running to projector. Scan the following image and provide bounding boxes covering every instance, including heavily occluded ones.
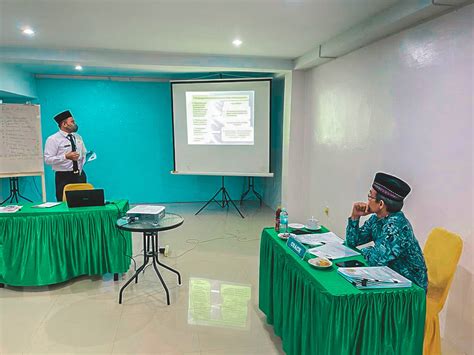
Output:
[110,202,138,272]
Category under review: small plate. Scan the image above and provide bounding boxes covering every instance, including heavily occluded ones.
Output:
[289,223,305,230]
[305,225,321,231]
[308,257,333,269]
[278,232,295,240]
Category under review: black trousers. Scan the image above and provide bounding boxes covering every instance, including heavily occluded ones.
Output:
[55,171,87,201]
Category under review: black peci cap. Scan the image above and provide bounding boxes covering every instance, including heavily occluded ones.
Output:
[372,172,411,202]
[53,110,73,124]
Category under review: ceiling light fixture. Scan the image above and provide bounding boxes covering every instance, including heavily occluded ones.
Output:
[22,27,35,36]
[75,65,83,71]
[232,39,242,47]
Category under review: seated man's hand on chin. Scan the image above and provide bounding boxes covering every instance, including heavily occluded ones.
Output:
[351,202,371,221]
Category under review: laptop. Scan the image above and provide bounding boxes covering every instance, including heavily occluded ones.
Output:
[66,189,105,208]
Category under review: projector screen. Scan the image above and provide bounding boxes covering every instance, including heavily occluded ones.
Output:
[171,78,273,177]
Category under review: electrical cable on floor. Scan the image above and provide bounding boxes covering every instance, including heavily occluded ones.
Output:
[138,232,259,275]
[163,207,263,259]
[166,232,260,259]
[117,206,264,274]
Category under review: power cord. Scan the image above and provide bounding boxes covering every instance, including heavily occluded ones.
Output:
[110,202,139,272]
[112,206,262,270]
[163,207,264,259]
[118,228,137,273]
[166,232,260,259]
[138,232,260,274]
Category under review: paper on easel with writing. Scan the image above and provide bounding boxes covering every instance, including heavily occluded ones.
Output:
[308,243,360,260]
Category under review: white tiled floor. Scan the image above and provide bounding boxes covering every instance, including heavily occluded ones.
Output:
[0,202,465,355]
[0,202,284,355]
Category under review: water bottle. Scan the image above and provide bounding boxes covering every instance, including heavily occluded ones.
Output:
[280,208,289,235]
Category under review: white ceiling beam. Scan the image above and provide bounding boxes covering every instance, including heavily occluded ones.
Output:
[0,47,293,73]
[294,0,472,70]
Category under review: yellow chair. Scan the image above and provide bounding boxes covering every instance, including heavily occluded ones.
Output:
[423,228,463,355]
[62,183,95,202]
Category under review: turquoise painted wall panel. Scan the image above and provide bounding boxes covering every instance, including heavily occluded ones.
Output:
[2,75,282,205]
[35,78,250,202]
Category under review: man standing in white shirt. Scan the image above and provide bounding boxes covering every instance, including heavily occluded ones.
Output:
[44,110,88,201]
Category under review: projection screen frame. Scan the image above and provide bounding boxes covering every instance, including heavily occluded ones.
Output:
[170,78,273,177]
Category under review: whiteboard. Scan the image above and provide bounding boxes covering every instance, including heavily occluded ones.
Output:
[0,104,44,177]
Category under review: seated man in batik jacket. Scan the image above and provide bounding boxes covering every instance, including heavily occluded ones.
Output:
[345,172,428,291]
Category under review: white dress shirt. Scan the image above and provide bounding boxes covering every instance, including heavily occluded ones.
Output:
[44,130,87,172]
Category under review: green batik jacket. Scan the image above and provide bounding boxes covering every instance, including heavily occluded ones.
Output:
[345,211,428,291]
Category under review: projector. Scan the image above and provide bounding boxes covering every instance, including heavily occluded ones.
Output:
[126,205,165,224]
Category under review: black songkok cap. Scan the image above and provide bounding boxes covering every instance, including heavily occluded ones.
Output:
[53,110,72,124]
[372,172,411,202]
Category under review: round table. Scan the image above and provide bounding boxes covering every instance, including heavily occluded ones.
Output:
[116,213,184,305]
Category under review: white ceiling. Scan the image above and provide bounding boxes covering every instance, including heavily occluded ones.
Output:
[0,0,398,59]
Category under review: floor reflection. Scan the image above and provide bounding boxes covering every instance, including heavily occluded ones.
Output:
[188,277,251,329]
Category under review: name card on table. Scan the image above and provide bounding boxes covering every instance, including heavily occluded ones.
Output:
[287,236,307,259]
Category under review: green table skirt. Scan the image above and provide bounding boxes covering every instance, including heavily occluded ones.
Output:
[0,200,132,286]
[258,228,426,355]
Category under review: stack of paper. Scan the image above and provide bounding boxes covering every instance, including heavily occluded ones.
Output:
[296,232,344,246]
[295,235,324,246]
[338,266,412,289]
[33,202,62,208]
[308,243,360,259]
[0,205,23,213]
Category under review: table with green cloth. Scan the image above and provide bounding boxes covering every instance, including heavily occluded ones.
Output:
[259,227,426,355]
[0,200,132,287]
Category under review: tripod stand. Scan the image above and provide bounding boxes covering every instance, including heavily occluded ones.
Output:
[1,177,32,205]
[195,176,245,218]
[240,177,262,206]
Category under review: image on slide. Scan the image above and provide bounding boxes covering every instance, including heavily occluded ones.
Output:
[186,91,255,145]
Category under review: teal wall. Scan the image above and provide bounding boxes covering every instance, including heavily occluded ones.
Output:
[2,74,283,205]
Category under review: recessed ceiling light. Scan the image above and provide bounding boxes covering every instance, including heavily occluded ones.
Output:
[22,27,35,36]
[75,65,83,71]
[232,39,242,47]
